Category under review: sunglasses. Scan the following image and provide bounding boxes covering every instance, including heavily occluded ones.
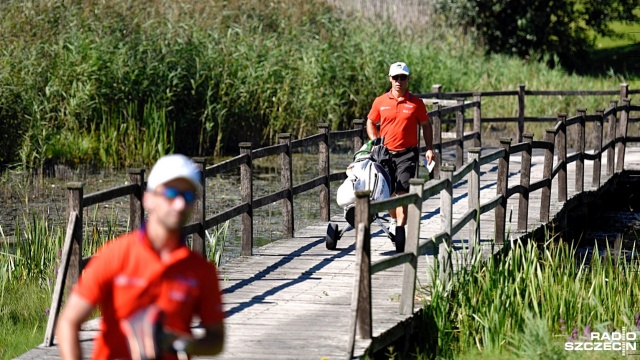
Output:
[154,187,196,205]
[391,75,408,81]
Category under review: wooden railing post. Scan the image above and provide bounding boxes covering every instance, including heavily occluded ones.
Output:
[44,211,78,347]
[127,168,145,231]
[540,129,555,223]
[319,123,331,222]
[495,138,511,244]
[518,133,533,232]
[455,98,464,169]
[616,98,631,173]
[439,164,455,283]
[593,109,604,189]
[240,142,253,256]
[473,93,482,148]
[432,84,443,98]
[467,148,481,258]
[279,133,294,238]
[432,103,442,180]
[607,100,618,176]
[517,84,526,143]
[576,109,586,193]
[620,83,629,104]
[354,190,372,340]
[65,182,84,295]
[191,157,206,255]
[353,119,366,151]
[557,114,568,202]
[400,179,424,315]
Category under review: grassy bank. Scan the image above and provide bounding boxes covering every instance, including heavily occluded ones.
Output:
[0,0,636,170]
[418,238,639,359]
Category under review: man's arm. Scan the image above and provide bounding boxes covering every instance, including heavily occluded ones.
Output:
[56,293,95,360]
[366,119,379,141]
[421,120,434,163]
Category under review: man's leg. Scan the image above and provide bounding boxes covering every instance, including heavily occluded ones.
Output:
[393,149,418,227]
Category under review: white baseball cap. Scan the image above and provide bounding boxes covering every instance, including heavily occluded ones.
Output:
[389,62,410,77]
[146,154,202,191]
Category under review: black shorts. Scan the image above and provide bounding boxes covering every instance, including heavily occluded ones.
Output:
[387,148,418,194]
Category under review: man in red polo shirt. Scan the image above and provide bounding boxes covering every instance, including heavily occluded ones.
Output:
[367,62,434,248]
[56,154,225,359]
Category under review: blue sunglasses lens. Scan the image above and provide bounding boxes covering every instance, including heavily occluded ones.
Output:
[161,187,196,204]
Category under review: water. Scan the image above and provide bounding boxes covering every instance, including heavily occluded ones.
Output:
[564,175,640,262]
[0,152,355,266]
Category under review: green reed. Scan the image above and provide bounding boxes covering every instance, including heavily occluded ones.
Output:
[0,0,635,170]
[423,237,640,358]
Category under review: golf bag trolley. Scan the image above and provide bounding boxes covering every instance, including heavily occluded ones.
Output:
[325,139,406,253]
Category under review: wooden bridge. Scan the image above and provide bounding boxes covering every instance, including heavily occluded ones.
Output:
[18,85,640,359]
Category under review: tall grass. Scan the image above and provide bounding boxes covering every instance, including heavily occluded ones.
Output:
[0,0,635,169]
[423,238,640,358]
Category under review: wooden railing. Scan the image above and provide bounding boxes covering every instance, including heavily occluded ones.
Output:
[420,83,640,143]
[42,85,638,349]
[347,98,638,355]
[41,122,369,346]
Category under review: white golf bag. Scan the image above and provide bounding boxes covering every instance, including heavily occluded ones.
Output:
[336,158,392,226]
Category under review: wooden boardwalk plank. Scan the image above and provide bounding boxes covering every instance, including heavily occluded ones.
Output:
[17,148,640,360]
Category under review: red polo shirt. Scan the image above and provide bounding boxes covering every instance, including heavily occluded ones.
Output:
[73,229,224,360]
[367,91,429,151]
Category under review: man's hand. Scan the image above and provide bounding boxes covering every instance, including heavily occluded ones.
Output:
[425,149,434,164]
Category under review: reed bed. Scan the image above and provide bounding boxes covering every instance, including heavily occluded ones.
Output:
[422,238,640,358]
[0,0,635,170]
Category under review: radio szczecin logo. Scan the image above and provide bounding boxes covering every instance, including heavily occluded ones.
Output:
[565,328,637,356]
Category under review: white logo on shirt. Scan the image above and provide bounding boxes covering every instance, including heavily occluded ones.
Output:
[380,106,391,110]
[114,275,147,287]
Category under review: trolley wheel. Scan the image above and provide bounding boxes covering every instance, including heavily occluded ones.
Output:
[325,223,339,250]
[394,226,405,253]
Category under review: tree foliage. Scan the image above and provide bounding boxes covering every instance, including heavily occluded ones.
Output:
[435,0,640,71]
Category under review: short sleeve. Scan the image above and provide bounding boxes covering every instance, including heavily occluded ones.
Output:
[416,98,429,123]
[73,240,122,305]
[367,97,381,124]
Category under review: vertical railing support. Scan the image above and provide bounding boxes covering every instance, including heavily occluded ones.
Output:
[319,123,331,222]
[616,98,631,173]
[467,148,481,259]
[495,139,511,244]
[354,190,372,340]
[432,84,443,98]
[65,182,84,295]
[557,114,568,202]
[439,165,455,283]
[540,129,555,223]
[455,98,464,169]
[279,133,294,238]
[473,93,482,148]
[517,84,526,143]
[240,142,253,256]
[593,110,604,188]
[620,83,629,104]
[575,109,586,193]
[191,158,206,255]
[43,211,78,347]
[518,133,533,232]
[432,103,442,180]
[607,100,618,176]
[400,179,424,315]
[127,168,145,232]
